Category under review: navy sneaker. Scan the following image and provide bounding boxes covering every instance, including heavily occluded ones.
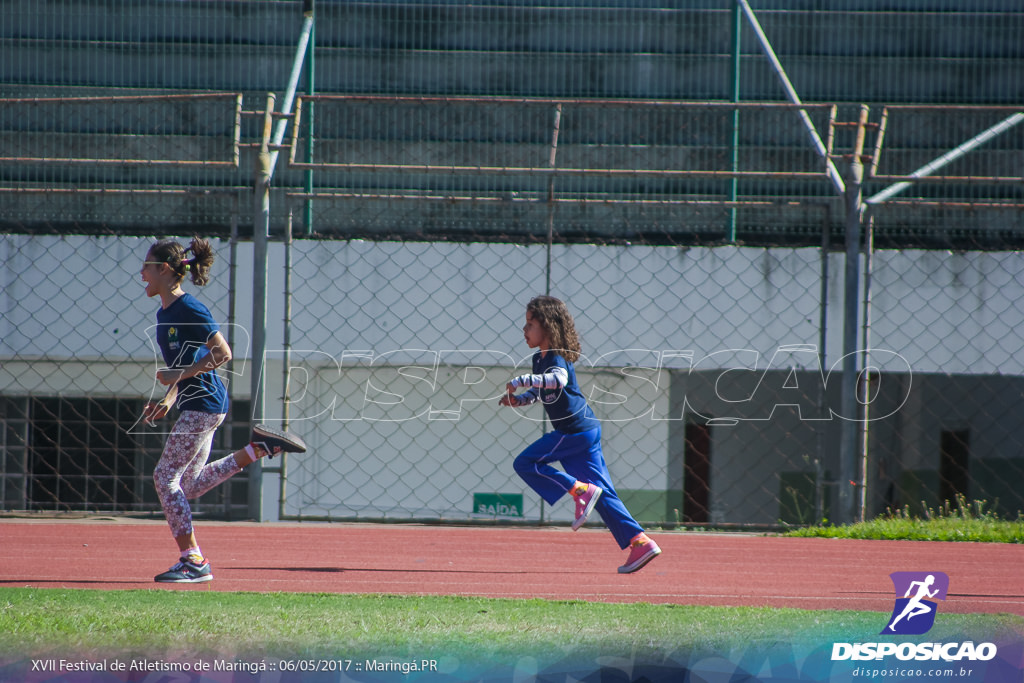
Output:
[251,424,307,458]
[154,558,213,583]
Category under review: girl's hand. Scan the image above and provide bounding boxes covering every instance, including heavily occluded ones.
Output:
[142,384,178,426]
[156,367,185,386]
[499,383,519,407]
[142,401,167,426]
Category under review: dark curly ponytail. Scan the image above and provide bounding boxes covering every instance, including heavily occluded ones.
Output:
[147,236,215,286]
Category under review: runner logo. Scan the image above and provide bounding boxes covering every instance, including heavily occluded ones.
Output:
[883,571,949,635]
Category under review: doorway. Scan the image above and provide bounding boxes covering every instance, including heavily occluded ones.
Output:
[939,429,970,509]
[683,421,711,523]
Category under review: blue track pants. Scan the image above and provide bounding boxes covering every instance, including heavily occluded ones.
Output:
[513,427,644,549]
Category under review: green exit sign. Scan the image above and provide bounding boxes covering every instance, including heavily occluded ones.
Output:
[473,493,524,518]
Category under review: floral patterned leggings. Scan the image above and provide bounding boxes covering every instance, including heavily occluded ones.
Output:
[153,410,240,538]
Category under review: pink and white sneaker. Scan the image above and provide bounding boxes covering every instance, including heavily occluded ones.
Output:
[572,483,603,531]
[618,535,661,574]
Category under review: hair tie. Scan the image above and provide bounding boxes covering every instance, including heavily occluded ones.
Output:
[182,259,191,272]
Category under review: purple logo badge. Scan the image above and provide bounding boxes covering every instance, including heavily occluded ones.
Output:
[883,572,949,635]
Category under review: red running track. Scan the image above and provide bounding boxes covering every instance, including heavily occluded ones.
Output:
[1,519,1021,616]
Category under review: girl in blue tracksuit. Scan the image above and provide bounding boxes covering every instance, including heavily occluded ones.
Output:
[500,295,661,573]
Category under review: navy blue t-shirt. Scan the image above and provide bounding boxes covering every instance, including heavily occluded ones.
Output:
[532,351,600,434]
[155,293,229,414]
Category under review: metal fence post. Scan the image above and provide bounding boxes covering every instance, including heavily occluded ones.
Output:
[304,0,316,235]
[728,0,742,242]
[249,92,276,522]
[838,106,869,525]
[544,103,562,295]
[277,209,294,518]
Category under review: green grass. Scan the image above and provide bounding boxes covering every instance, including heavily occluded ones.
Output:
[1,588,1021,667]
[785,497,1024,543]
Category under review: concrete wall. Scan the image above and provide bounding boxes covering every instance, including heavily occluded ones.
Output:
[3,234,1023,522]
[6,235,1023,373]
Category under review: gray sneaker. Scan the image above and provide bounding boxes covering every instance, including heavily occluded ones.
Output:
[251,424,307,457]
[154,558,213,583]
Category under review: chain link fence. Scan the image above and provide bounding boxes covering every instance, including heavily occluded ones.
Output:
[272,96,1024,526]
[0,233,254,517]
[2,1,1023,527]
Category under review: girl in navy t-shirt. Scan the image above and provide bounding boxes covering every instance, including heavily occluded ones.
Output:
[141,237,305,583]
[500,295,661,573]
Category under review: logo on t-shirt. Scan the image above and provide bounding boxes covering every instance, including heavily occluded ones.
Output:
[167,326,179,351]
